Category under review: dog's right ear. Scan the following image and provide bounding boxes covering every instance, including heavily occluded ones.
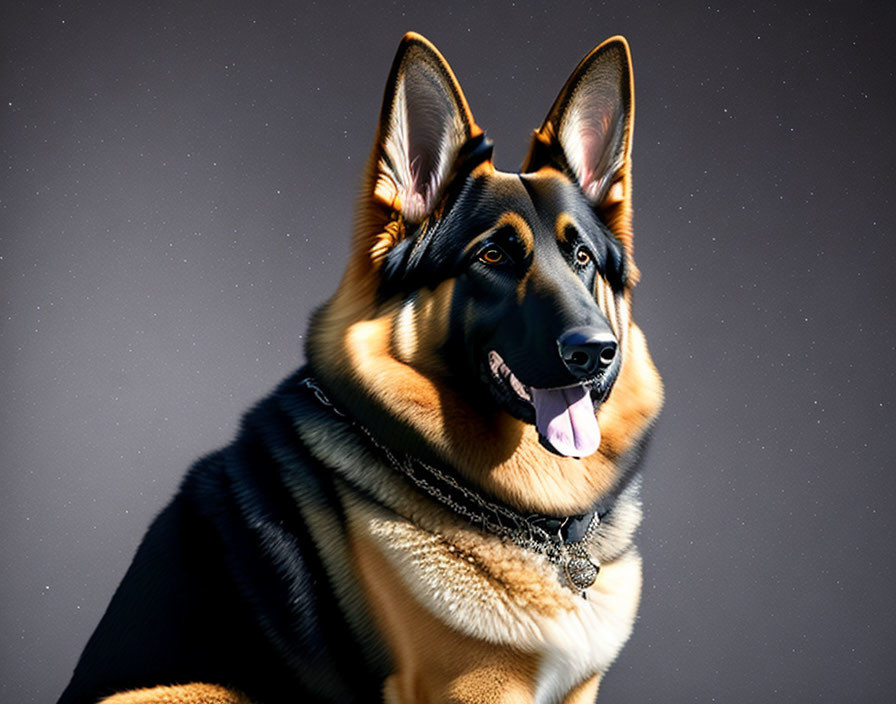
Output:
[369,33,482,237]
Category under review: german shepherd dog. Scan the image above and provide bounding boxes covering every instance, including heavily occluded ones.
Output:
[59,33,662,704]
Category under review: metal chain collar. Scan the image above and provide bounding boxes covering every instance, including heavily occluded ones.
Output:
[298,377,601,592]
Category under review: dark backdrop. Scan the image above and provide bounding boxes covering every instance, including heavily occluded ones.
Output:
[3,1,895,702]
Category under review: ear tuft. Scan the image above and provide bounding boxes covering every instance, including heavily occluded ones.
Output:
[375,34,477,223]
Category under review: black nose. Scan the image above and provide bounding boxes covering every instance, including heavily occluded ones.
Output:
[558,327,618,379]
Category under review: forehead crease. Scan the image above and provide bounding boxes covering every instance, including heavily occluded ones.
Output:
[519,170,571,201]
[484,170,536,212]
[525,173,607,242]
[517,173,579,233]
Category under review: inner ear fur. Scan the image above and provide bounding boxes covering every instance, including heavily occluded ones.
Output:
[522,37,637,278]
[368,33,482,253]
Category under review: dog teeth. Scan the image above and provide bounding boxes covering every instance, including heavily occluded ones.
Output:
[488,350,503,376]
[509,373,531,402]
[488,350,531,402]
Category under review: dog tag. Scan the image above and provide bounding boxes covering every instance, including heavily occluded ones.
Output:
[565,556,599,590]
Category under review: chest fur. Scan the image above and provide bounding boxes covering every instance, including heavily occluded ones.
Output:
[348,502,643,703]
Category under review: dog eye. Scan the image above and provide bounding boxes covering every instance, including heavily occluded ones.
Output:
[575,246,592,265]
[479,246,505,265]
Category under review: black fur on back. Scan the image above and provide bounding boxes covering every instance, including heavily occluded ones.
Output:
[58,370,386,704]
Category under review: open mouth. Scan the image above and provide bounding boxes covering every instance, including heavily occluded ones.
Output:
[487,350,605,459]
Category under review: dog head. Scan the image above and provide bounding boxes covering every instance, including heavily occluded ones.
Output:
[308,33,662,513]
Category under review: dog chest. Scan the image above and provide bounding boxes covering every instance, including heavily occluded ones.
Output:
[350,503,643,701]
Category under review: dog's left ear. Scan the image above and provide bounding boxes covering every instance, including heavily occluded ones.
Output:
[522,37,635,260]
[371,33,483,226]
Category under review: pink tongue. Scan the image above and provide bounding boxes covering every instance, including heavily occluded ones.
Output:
[532,386,601,458]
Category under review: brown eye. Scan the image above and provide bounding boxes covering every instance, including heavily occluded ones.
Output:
[479,247,504,265]
[575,246,591,265]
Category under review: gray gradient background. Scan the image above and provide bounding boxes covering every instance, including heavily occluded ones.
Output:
[3,1,895,702]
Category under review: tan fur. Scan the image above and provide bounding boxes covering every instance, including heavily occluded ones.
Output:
[562,675,601,704]
[497,211,535,256]
[553,212,574,243]
[594,323,662,461]
[355,532,542,704]
[351,496,578,621]
[348,495,644,639]
[98,683,254,704]
[391,279,457,374]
